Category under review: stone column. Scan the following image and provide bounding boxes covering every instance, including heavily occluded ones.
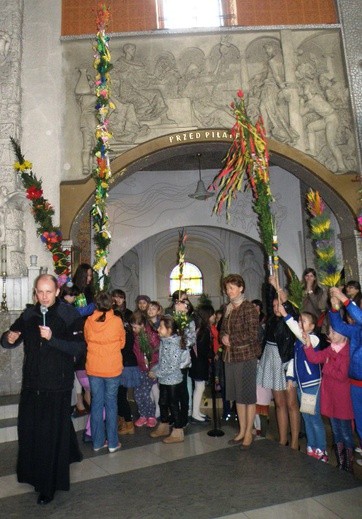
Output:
[336,0,362,173]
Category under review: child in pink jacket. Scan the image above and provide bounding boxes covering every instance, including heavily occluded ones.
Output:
[303,326,354,472]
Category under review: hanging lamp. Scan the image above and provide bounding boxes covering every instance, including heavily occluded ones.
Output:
[188,153,214,200]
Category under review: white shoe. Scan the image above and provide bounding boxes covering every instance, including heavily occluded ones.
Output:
[355,446,362,454]
[108,443,121,453]
[356,459,362,466]
[93,443,107,452]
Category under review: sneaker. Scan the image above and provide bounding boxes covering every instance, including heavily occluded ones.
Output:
[307,446,315,457]
[355,446,362,454]
[315,448,328,462]
[108,443,121,453]
[134,416,147,427]
[146,417,157,428]
[93,443,107,452]
[356,459,362,466]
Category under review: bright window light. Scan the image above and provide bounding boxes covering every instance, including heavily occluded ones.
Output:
[162,0,222,29]
[170,262,203,295]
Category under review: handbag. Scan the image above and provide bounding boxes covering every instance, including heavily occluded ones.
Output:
[299,390,318,415]
[295,348,320,416]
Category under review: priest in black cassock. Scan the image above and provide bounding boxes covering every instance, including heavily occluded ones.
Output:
[1,274,86,505]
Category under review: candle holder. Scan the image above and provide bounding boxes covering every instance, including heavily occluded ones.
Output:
[0,272,8,313]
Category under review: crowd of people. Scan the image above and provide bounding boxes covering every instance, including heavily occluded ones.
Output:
[1,264,362,505]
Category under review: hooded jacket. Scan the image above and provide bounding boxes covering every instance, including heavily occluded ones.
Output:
[329,303,362,382]
[85,309,125,377]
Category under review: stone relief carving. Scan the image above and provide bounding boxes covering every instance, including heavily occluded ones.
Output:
[110,251,139,309]
[71,30,356,176]
[247,38,299,145]
[0,2,25,278]
[0,186,27,276]
[240,248,265,301]
[0,30,11,67]
[294,34,356,172]
[114,43,175,125]
[299,83,345,171]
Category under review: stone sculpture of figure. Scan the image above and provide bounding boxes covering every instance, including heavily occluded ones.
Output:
[75,69,97,176]
[300,83,345,171]
[259,42,299,144]
[111,258,139,308]
[0,187,27,275]
[209,36,241,104]
[152,52,181,98]
[114,43,175,124]
[0,31,11,66]
[319,73,349,109]
[240,249,264,302]
[179,63,234,127]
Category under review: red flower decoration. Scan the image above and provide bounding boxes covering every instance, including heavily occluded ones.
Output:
[237,89,244,98]
[26,186,43,200]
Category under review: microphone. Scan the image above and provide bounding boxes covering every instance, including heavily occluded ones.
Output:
[40,305,48,326]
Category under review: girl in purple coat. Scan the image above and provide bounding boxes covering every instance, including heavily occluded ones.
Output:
[303,327,354,472]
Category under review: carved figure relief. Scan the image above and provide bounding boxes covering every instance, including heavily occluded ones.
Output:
[114,43,176,125]
[240,248,264,301]
[0,30,11,67]
[246,38,299,144]
[295,34,355,173]
[70,30,356,176]
[0,186,27,276]
[110,253,139,308]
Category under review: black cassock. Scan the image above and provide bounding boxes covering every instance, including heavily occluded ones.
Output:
[2,300,85,497]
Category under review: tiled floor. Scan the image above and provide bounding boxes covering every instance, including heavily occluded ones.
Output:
[0,416,361,518]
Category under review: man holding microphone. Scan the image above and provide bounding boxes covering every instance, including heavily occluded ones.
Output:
[1,274,86,505]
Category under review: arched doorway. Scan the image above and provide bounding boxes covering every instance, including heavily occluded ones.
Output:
[60,131,360,287]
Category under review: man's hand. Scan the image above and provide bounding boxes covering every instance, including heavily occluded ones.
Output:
[7,331,21,344]
[39,326,52,341]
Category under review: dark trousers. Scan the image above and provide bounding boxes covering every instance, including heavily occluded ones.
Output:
[180,368,190,426]
[117,384,132,422]
[159,382,183,428]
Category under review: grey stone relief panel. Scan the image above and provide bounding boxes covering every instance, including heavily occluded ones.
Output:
[336,0,362,172]
[66,28,357,178]
[0,0,26,276]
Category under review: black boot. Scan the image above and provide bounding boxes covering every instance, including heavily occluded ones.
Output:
[344,447,354,474]
[335,442,345,470]
[260,415,268,438]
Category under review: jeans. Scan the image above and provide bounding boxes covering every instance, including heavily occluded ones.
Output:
[297,384,326,451]
[351,385,362,445]
[89,375,121,450]
[330,418,354,449]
